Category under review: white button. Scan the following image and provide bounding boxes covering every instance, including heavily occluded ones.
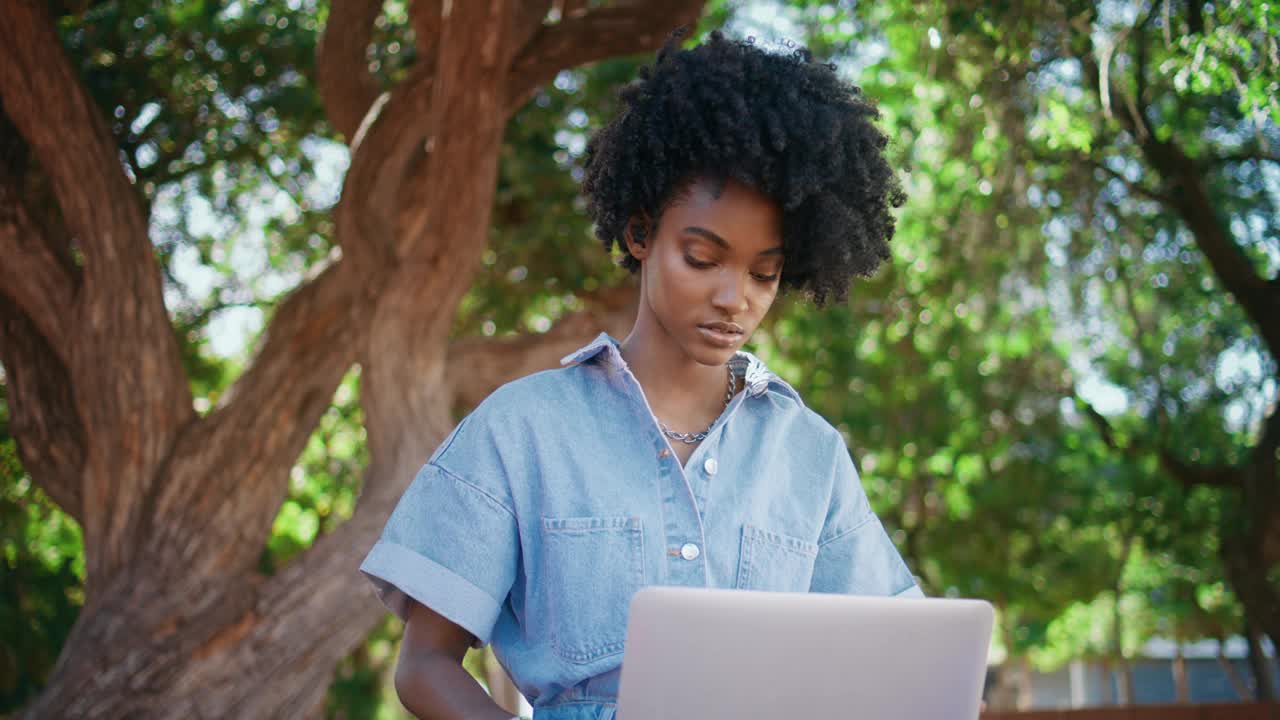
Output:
[680,543,701,561]
[703,457,718,476]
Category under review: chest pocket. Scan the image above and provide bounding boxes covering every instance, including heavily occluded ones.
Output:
[541,516,645,665]
[735,524,819,591]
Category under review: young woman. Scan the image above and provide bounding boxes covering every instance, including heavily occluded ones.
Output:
[360,30,921,720]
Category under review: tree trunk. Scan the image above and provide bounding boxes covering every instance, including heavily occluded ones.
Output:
[1221,465,1280,657]
[987,613,1021,711]
[1218,638,1252,701]
[1112,542,1134,706]
[1246,623,1277,701]
[1101,657,1116,705]
[1015,655,1035,710]
[1114,658,1135,705]
[0,0,703,717]
[1172,640,1190,704]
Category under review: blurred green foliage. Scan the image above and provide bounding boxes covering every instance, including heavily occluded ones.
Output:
[2,0,1278,715]
[806,0,1277,678]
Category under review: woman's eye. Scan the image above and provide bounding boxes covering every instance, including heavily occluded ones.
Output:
[752,271,780,282]
[685,256,715,268]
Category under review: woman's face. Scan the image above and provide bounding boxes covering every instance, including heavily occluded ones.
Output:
[626,176,784,367]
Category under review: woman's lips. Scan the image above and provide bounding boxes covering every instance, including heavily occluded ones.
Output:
[697,323,743,347]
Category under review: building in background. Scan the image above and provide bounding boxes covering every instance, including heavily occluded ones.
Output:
[991,637,1279,708]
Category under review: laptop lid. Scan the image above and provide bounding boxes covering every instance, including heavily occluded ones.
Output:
[617,586,993,720]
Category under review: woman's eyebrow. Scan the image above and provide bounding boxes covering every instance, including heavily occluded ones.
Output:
[683,226,784,256]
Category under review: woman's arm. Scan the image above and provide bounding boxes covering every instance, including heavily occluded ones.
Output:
[395,599,518,720]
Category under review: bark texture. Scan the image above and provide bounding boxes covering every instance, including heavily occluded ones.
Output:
[0,0,703,716]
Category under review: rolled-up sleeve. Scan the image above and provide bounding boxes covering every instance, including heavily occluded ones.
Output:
[360,458,519,647]
[809,433,922,598]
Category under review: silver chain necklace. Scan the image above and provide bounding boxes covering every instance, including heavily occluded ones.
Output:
[658,364,737,445]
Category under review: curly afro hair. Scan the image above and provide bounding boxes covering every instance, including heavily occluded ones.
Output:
[580,29,906,307]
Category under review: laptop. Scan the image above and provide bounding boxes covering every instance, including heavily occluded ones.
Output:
[616,586,993,719]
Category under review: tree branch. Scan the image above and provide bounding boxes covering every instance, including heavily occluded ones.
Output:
[504,0,707,116]
[349,60,439,269]
[360,0,523,491]
[1158,447,1236,490]
[1114,242,1152,345]
[0,2,169,331]
[0,295,85,522]
[0,103,78,276]
[0,184,76,352]
[315,0,384,141]
[410,0,443,59]
[560,0,591,18]
[1075,20,1280,371]
[1077,396,1237,490]
[145,0,463,575]
[1,0,194,584]
[1251,397,1280,471]
[198,482,410,718]
[1091,160,1170,204]
[1079,398,1120,451]
[1131,2,1160,131]
[196,8,542,704]
[513,0,554,57]
[445,283,637,409]
[148,261,372,578]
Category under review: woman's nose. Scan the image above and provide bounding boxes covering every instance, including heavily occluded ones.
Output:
[711,271,749,314]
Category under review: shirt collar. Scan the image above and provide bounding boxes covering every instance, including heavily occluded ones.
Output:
[559,332,804,405]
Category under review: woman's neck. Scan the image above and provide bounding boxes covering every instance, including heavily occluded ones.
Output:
[619,310,731,430]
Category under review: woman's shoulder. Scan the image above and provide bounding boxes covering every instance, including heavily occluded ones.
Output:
[787,404,851,460]
[430,365,593,479]
[460,363,599,434]
[481,362,593,406]
[731,353,841,436]
[746,383,852,460]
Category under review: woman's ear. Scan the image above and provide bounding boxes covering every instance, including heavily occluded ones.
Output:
[623,215,653,261]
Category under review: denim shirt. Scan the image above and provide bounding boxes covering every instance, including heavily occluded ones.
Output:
[360,333,921,720]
